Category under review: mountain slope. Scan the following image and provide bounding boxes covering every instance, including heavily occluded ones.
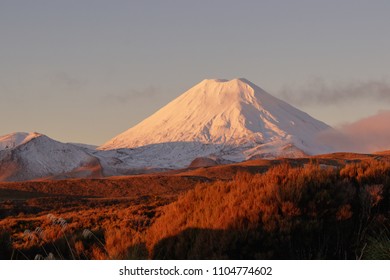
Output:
[0,132,101,181]
[99,78,331,157]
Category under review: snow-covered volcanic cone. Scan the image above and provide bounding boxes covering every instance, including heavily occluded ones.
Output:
[100,78,331,157]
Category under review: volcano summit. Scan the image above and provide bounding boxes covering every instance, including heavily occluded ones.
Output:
[100,78,331,157]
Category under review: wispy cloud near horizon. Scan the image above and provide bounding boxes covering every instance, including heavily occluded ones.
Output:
[278,79,390,106]
[50,72,87,92]
[102,86,158,104]
[318,110,390,153]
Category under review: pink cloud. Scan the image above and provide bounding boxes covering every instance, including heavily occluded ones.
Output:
[318,110,390,153]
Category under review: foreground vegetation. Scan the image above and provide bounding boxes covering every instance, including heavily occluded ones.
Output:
[1,156,390,259]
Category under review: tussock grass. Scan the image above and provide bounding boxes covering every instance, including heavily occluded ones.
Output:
[147,160,390,259]
[1,158,390,259]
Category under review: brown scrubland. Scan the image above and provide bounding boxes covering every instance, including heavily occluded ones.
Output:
[1,153,390,260]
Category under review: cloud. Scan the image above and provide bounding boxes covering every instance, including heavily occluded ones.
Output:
[318,110,390,153]
[103,86,158,104]
[278,78,390,106]
[50,72,87,92]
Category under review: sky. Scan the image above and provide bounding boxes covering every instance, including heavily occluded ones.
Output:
[1,0,389,145]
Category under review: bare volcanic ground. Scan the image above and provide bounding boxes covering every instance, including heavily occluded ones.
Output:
[1,152,390,260]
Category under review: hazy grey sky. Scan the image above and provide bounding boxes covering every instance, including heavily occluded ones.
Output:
[1,0,389,145]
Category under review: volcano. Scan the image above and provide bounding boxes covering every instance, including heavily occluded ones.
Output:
[100,78,331,158]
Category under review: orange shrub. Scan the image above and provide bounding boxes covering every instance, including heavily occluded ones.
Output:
[146,161,390,259]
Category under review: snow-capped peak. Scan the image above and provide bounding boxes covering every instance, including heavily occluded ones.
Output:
[0,132,103,181]
[0,132,43,151]
[99,78,331,154]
